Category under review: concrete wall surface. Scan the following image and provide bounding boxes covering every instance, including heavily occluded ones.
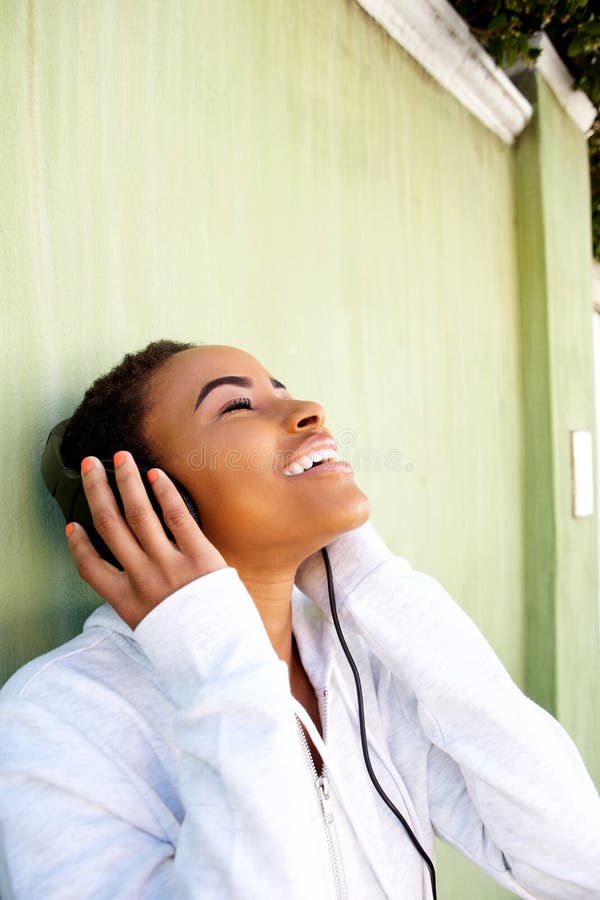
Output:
[1,1,596,896]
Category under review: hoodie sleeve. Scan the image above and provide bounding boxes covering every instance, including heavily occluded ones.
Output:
[294,520,600,900]
[0,567,333,900]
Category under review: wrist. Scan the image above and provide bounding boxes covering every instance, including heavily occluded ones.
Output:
[134,567,278,705]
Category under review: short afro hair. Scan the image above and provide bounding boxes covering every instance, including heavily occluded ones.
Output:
[61,339,197,470]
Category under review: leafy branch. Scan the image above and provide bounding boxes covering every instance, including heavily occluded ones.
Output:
[449,1,600,259]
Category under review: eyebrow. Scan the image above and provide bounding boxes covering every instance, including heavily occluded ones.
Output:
[193,375,287,413]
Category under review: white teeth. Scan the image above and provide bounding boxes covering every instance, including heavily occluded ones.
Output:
[284,448,340,476]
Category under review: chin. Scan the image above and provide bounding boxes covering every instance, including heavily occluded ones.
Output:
[324,490,371,539]
[347,495,372,530]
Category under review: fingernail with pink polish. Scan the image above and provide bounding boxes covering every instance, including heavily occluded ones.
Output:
[81,457,95,475]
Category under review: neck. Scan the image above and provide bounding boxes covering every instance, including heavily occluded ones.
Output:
[234,568,297,669]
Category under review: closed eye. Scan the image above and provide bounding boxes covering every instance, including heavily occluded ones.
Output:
[222,397,253,414]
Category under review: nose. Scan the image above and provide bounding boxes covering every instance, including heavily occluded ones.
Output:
[282,398,326,432]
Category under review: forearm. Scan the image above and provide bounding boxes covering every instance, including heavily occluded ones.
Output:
[135,566,332,898]
[0,568,332,900]
[349,565,600,895]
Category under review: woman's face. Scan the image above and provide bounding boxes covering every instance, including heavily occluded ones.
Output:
[142,344,371,567]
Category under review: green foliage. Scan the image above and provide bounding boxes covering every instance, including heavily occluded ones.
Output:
[449,1,600,260]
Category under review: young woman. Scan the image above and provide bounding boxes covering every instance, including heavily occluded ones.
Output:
[0,339,599,899]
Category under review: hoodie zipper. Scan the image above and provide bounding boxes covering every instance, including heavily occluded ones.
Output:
[295,689,346,900]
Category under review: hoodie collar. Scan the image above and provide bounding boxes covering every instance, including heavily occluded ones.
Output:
[83,588,337,692]
[83,602,133,638]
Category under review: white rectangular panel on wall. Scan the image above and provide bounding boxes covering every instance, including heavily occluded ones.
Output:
[570,429,594,518]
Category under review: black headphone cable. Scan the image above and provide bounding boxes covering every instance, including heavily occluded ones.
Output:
[321,547,438,900]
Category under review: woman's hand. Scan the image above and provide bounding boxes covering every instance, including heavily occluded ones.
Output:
[65,451,228,630]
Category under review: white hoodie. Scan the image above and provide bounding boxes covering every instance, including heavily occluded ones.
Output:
[0,519,599,899]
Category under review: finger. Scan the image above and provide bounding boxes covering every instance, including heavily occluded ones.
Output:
[65,521,123,603]
[112,451,177,557]
[80,456,146,568]
[147,468,218,562]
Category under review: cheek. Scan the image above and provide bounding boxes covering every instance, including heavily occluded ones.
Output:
[172,430,294,517]
[180,460,257,508]
[179,424,269,470]
[204,465,275,502]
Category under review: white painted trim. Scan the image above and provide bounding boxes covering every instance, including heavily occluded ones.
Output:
[355,0,533,144]
[505,32,597,136]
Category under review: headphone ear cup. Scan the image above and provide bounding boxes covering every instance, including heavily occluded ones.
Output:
[41,419,80,521]
[41,419,124,568]
[41,419,204,570]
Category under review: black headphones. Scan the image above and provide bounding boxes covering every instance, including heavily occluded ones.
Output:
[41,418,202,569]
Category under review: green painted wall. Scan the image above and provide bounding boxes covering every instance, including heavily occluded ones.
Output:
[0,1,595,896]
[513,69,600,783]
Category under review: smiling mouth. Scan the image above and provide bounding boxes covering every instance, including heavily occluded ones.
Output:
[282,448,342,476]
[283,458,353,477]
